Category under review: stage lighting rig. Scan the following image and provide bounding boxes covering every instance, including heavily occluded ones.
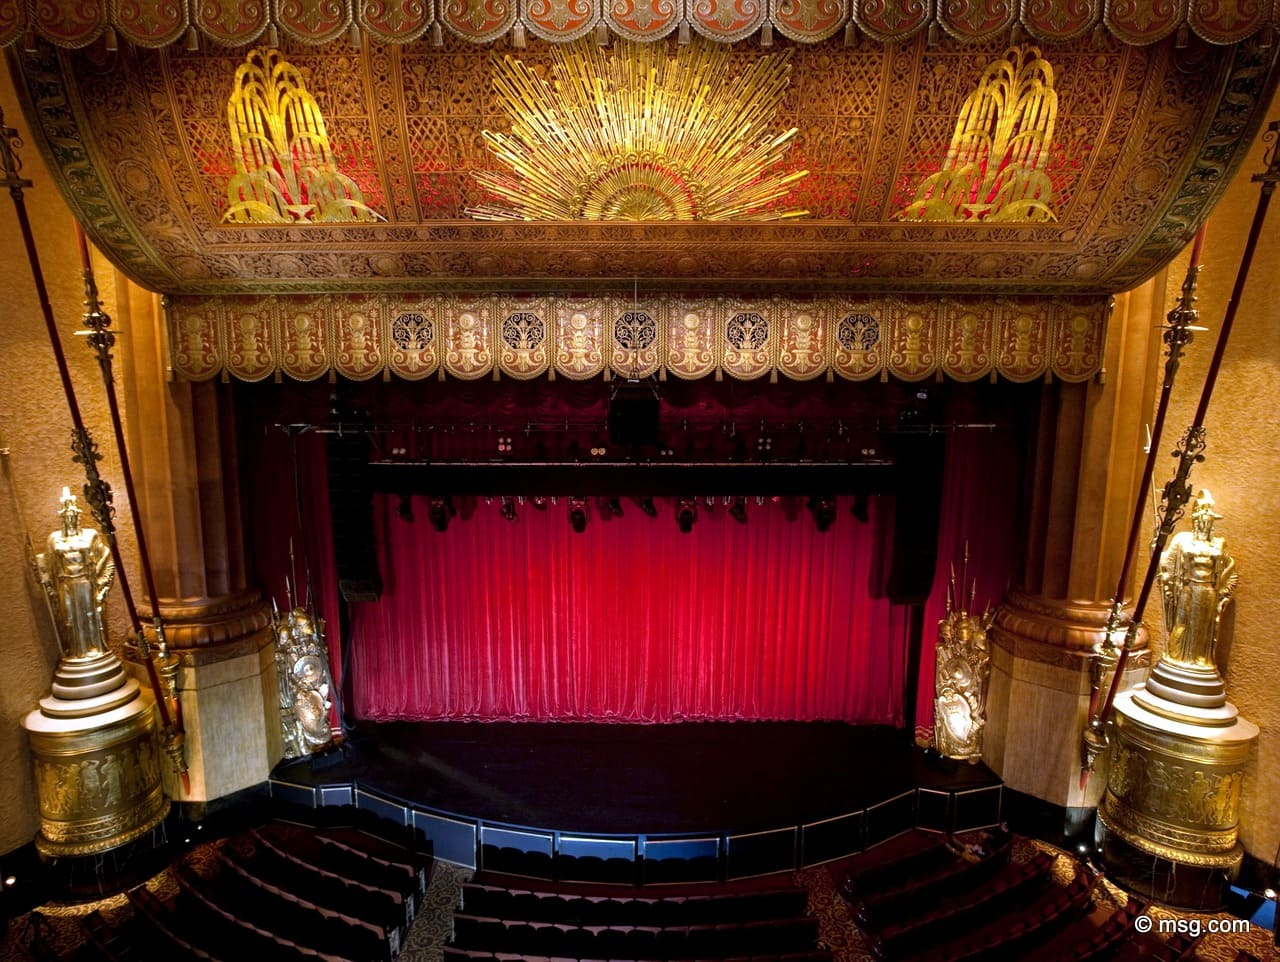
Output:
[568,496,589,533]
[676,497,697,533]
[729,497,748,524]
[428,495,455,532]
[636,497,659,517]
[500,496,518,522]
[807,496,836,532]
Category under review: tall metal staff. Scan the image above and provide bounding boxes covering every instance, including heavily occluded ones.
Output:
[1082,120,1280,777]
[0,106,189,790]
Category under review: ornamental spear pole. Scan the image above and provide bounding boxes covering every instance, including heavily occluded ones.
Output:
[0,106,189,791]
[1082,120,1280,782]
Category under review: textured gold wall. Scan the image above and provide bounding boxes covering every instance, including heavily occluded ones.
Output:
[0,71,135,854]
[1149,92,1280,866]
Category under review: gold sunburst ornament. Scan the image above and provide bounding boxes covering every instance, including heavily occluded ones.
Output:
[224,47,380,224]
[469,39,808,222]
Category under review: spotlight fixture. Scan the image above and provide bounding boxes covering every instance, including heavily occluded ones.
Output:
[428,495,455,532]
[676,497,697,534]
[729,497,748,524]
[3,875,15,887]
[568,496,589,533]
[397,493,415,522]
[500,496,517,522]
[606,497,624,518]
[851,492,870,523]
[497,435,513,453]
[636,497,658,518]
[529,495,549,511]
[807,496,836,532]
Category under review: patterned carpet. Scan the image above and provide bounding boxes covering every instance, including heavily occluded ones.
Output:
[1,836,1275,961]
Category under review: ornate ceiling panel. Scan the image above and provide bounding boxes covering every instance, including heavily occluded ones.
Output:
[1,0,1276,47]
[7,32,1279,295]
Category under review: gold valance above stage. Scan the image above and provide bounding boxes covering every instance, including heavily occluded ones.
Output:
[167,292,1107,384]
[0,0,1275,49]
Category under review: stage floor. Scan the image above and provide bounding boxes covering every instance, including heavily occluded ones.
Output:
[271,722,1002,876]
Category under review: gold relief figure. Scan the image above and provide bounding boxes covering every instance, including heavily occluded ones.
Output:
[933,565,993,761]
[36,490,114,660]
[99,752,124,807]
[898,47,1058,224]
[1159,491,1237,668]
[275,607,336,759]
[223,47,380,225]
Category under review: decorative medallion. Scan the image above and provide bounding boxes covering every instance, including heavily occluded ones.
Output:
[830,300,884,380]
[278,294,331,381]
[886,300,939,381]
[553,299,606,378]
[443,298,496,379]
[898,46,1058,223]
[721,303,774,379]
[609,300,663,377]
[470,38,807,221]
[776,302,828,381]
[995,299,1050,382]
[666,299,719,379]
[498,296,551,378]
[224,47,381,224]
[941,299,994,381]
[387,298,441,379]
[523,0,601,39]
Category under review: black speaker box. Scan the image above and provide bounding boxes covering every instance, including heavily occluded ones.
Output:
[609,386,659,447]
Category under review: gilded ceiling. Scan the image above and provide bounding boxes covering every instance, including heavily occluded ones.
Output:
[7,28,1280,295]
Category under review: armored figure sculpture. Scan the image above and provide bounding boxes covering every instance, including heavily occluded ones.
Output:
[934,592,993,762]
[275,607,336,758]
[1158,490,1236,669]
[36,488,114,660]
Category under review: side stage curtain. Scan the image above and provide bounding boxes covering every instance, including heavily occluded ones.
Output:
[913,427,1024,736]
[349,496,904,724]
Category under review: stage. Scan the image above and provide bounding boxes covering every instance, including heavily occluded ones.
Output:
[269,721,1002,881]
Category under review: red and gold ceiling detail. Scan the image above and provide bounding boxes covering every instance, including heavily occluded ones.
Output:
[225,47,381,223]
[168,291,1107,383]
[0,0,1275,49]
[7,34,1277,294]
[471,39,806,221]
[897,46,1057,223]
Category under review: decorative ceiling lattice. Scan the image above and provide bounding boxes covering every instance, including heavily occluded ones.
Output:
[7,32,1279,294]
[0,0,1275,49]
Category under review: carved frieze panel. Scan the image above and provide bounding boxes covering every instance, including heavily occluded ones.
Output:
[387,296,441,380]
[830,298,885,381]
[523,0,601,39]
[498,296,552,379]
[940,298,995,382]
[333,293,386,380]
[604,0,681,39]
[995,298,1051,382]
[222,296,276,381]
[666,298,719,380]
[775,301,829,381]
[553,298,606,379]
[278,295,332,382]
[169,292,1107,383]
[886,299,940,382]
[690,0,767,41]
[608,297,664,379]
[443,297,496,379]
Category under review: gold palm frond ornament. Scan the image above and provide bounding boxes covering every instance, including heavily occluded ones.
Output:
[224,47,380,224]
[898,46,1058,223]
[470,39,808,221]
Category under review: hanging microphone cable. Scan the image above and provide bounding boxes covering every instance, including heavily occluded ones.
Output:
[0,106,188,791]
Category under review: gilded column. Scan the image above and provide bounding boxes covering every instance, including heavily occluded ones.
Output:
[984,279,1163,811]
[113,275,278,805]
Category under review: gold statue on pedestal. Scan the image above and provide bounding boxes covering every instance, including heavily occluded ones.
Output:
[934,565,993,762]
[1098,490,1258,908]
[274,606,336,759]
[23,489,168,856]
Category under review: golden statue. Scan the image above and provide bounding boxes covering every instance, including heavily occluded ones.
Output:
[36,488,114,661]
[275,606,336,759]
[933,568,992,761]
[1158,490,1236,670]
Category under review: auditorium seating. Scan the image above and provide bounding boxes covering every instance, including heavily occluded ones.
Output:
[445,878,828,961]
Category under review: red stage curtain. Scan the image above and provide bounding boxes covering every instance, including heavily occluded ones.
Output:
[913,427,1023,736]
[348,496,905,724]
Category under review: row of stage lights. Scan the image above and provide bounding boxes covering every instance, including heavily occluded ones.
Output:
[397,493,871,533]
